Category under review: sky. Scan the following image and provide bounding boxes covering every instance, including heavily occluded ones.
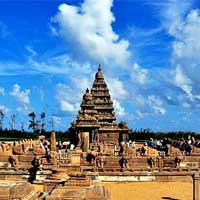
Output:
[0,0,200,132]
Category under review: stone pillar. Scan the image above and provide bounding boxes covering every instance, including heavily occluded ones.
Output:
[82,132,89,152]
[50,132,56,152]
[193,172,200,200]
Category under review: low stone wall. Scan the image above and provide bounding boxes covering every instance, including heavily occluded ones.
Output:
[98,175,156,182]
[0,169,30,181]
[155,175,192,182]
[97,172,193,183]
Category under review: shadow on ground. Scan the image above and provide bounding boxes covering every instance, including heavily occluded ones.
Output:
[162,197,180,200]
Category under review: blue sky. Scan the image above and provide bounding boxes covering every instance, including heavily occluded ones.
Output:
[0,0,200,132]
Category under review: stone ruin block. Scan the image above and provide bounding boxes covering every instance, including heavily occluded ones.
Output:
[65,177,91,187]
[0,155,10,162]
[18,155,35,162]
[71,154,81,164]
[0,181,40,200]
[45,180,111,200]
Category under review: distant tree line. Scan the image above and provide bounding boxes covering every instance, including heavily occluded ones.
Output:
[0,110,69,142]
[129,128,200,141]
[0,129,69,142]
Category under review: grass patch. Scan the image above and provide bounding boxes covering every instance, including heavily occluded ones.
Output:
[0,137,21,141]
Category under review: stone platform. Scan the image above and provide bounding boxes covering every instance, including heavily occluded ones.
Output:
[44,174,111,200]
[0,181,41,200]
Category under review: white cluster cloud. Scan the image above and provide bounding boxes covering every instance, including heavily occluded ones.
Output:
[107,78,128,116]
[51,0,130,67]
[170,9,200,107]
[171,9,200,64]
[9,84,30,105]
[148,95,166,115]
[113,99,125,117]
[151,0,192,28]
[55,83,80,113]
[72,76,91,92]
[107,78,128,100]
[60,100,79,113]
[174,66,193,100]
[131,63,149,85]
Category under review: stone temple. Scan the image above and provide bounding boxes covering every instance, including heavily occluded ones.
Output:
[69,65,129,151]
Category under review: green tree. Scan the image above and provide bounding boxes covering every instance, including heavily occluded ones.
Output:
[28,112,36,132]
[0,110,5,130]
[40,112,45,133]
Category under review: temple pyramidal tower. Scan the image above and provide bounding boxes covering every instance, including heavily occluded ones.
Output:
[69,65,129,151]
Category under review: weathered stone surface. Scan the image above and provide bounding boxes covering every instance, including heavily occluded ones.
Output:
[71,154,81,164]
[18,155,35,162]
[0,181,40,200]
[50,132,57,152]
[45,176,111,200]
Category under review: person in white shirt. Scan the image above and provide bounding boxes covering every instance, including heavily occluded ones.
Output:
[131,141,135,148]
[40,140,45,149]
[70,144,75,150]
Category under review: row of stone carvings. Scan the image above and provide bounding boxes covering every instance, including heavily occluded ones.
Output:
[0,139,46,156]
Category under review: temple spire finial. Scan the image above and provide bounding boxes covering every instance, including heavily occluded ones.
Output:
[98,64,101,71]
[86,88,89,93]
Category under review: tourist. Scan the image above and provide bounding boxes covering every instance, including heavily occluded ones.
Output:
[39,139,45,149]
[114,144,117,156]
[188,135,192,145]
[191,136,195,145]
[141,146,146,156]
[70,143,75,150]
[119,144,124,155]
[131,141,135,148]
[122,155,129,168]
[174,157,181,167]
[147,157,155,168]
[126,141,130,147]
[58,141,62,153]
[156,140,162,149]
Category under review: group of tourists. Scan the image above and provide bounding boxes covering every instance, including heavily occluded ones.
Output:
[173,137,193,156]
[148,138,169,154]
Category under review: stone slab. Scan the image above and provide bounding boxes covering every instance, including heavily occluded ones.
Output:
[98,175,156,182]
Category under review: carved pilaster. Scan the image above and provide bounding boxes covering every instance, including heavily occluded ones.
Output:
[193,172,200,200]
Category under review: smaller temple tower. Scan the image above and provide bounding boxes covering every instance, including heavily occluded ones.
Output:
[69,65,129,150]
